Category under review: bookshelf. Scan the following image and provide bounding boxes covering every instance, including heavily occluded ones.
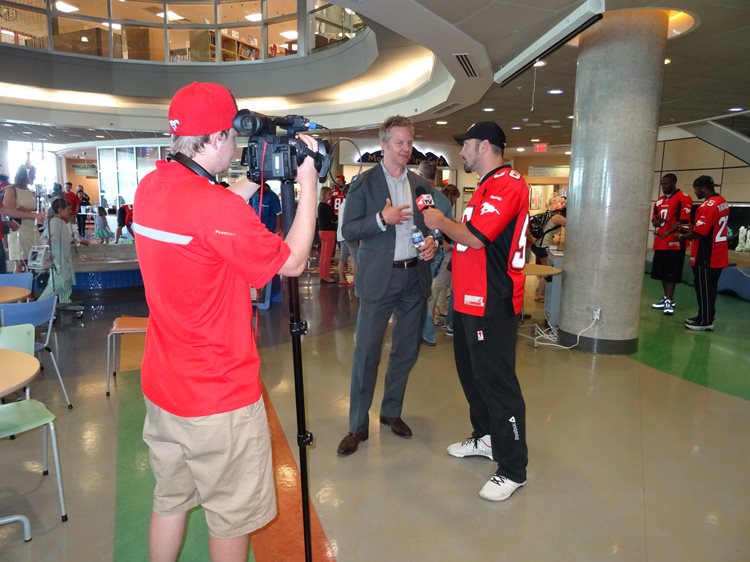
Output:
[189,30,259,62]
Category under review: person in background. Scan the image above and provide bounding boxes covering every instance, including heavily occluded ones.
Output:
[62,182,81,227]
[440,184,461,334]
[529,206,567,302]
[38,197,90,303]
[317,186,338,284]
[649,173,692,315]
[115,203,134,243]
[249,182,284,301]
[423,121,529,502]
[76,185,91,237]
[133,82,319,562]
[416,160,452,346]
[337,114,436,456]
[93,206,112,244]
[678,175,729,331]
[336,185,356,287]
[0,175,45,274]
[4,168,41,272]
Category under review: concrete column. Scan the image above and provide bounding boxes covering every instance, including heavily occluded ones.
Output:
[558,10,668,353]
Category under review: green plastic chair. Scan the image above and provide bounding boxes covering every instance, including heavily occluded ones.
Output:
[0,399,68,542]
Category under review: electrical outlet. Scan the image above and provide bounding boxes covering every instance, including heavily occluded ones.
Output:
[592,307,601,320]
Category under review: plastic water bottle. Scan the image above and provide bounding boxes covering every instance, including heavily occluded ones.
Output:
[410,226,425,249]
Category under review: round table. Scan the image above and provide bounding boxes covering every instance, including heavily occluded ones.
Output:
[0,349,40,398]
[0,286,31,304]
[522,263,563,277]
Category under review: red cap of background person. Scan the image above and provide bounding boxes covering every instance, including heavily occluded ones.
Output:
[168,82,238,136]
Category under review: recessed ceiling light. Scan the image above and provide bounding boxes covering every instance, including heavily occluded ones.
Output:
[530,138,540,142]
[511,126,522,130]
[2,123,14,127]
[96,135,105,138]
[156,10,184,21]
[516,148,525,152]
[280,30,298,40]
[547,89,564,95]
[551,125,563,129]
[482,108,495,112]
[664,58,671,64]
[1,29,14,36]
[543,119,559,124]
[81,36,89,42]
[567,115,574,119]
[162,132,170,136]
[565,151,572,155]
[55,1,79,13]
[435,120,447,125]
[533,60,547,67]
[728,107,744,112]
[245,13,262,22]
[21,131,32,134]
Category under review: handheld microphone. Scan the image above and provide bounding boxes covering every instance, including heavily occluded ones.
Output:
[415,186,440,240]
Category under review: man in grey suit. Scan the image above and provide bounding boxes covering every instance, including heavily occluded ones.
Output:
[337,115,437,455]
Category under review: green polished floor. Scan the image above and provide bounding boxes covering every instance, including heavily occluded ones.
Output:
[633,276,750,401]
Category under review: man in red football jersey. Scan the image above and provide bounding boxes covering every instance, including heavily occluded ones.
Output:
[650,173,693,315]
[678,175,729,331]
[423,121,528,502]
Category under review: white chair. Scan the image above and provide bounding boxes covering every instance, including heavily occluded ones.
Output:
[106,316,148,396]
[0,296,73,409]
[0,399,69,541]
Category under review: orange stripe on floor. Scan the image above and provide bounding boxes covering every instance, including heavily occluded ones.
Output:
[252,386,336,562]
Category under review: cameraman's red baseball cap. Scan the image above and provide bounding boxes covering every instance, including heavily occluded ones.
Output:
[168,82,238,136]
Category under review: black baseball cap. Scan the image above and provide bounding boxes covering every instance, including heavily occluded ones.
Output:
[693,175,715,188]
[454,121,506,148]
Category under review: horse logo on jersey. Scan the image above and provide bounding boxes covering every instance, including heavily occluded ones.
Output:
[479,202,500,216]
[169,119,180,132]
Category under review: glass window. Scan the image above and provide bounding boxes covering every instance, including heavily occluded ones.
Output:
[167,27,193,61]
[111,0,164,23]
[54,0,108,19]
[218,0,261,25]
[118,171,138,203]
[51,16,110,57]
[267,17,297,58]
[117,24,165,61]
[98,148,116,171]
[136,147,160,171]
[267,0,296,19]
[98,170,118,207]
[166,2,215,24]
[0,5,48,49]
[116,147,136,170]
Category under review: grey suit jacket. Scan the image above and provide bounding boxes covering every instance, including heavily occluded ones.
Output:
[342,164,432,301]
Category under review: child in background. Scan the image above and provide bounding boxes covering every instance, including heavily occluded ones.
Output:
[93,206,112,243]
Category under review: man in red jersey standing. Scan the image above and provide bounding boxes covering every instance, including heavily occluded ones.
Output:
[423,121,529,502]
[678,175,729,331]
[133,82,319,562]
[650,173,693,315]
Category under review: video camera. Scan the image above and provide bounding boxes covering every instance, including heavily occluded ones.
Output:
[233,109,331,183]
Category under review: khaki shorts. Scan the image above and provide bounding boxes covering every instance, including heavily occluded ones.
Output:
[143,397,277,538]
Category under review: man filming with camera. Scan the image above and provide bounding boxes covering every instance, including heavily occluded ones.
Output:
[133,82,319,562]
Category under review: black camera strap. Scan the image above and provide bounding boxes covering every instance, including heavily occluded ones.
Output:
[167,152,219,184]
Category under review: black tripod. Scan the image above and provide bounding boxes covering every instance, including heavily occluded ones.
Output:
[279,178,314,562]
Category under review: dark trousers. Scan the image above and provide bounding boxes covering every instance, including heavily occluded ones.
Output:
[692,266,723,324]
[348,268,425,433]
[453,302,527,483]
[77,213,87,237]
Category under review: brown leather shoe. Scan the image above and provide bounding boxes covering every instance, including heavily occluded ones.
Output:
[337,431,368,455]
[379,416,412,438]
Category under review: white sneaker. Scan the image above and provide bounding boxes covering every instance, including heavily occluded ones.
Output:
[663,300,675,315]
[479,472,526,502]
[652,297,668,309]
[446,435,493,460]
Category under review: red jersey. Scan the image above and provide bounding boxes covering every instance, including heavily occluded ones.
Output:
[689,194,729,268]
[329,186,346,216]
[652,189,692,250]
[133,160,290,417]
[452,165,528,316]
[63,191,81,215]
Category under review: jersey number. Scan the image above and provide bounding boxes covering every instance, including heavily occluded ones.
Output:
[715,215,728,243]
[512,215,528,269]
